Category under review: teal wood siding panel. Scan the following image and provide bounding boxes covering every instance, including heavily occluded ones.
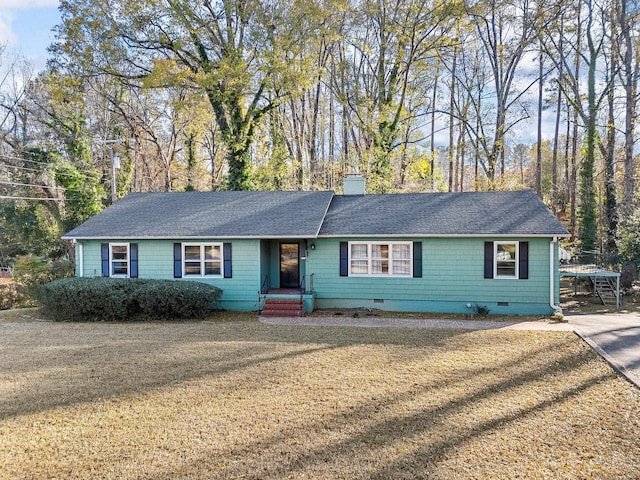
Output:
[80,241,103,278]
[307,237,555,315]
[79,239,262,311]
[259,240,271,289]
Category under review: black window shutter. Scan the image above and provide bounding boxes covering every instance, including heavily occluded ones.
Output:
[413,242,422,278]
[173,243,182,278]
[130,243,138,278]
[101,243,110,277]
[519,242,529,279]
[339,242,348,277]
[223,243,232,278]
[484,242,494,279]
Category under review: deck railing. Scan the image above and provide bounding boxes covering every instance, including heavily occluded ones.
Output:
[562,251,620,272]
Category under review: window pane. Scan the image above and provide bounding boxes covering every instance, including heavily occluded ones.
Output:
[371,260,389,274]
[184,246,201,261]
[184,262,201,275]
[112,261,128,275]
[351,260,368,274]
[393,244,410,260]
[497,262,516,276]
[371,244,389,259]
[204,245,220,261]
[351,244,368,259]
[496,244,516,261]
[496,243,517,277]
[393,260,411,275]
[111,245,127,260]
[204,262,221,276]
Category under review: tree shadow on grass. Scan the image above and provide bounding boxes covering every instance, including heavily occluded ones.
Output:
[161,335,619,479]
[3,320,626,479]
[0,320,467,420]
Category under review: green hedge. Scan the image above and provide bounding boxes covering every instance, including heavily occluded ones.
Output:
[38,278,222,322]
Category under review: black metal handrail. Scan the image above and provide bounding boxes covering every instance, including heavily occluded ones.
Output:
[260,274,269,295]
[300,273,314,294]
[258,275,269,311]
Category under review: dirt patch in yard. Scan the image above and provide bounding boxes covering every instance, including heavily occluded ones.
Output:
[0,313,638,479]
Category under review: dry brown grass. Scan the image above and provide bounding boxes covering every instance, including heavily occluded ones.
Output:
[1,310,639,479]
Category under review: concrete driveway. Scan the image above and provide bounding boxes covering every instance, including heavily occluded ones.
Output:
[567,312,640,388]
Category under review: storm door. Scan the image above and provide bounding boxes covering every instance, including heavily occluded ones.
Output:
[279,243,300,288]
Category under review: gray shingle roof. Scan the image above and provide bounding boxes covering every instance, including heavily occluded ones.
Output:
[318,190,569,237]
[63,191,334,239]
[63,189,568,240]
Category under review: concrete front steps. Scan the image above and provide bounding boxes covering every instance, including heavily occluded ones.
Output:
[260,298,304,317]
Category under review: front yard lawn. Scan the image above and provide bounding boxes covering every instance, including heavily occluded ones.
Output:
[1,311,639,479]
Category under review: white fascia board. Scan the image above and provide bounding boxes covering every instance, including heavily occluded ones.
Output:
[62,235,318,240]
[317,233,571,238]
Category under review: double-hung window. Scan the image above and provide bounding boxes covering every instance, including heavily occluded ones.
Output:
[494,241,518,278]
[101,243,138,278]
[183,243,222,277]
[484,241,528,280]
[110,243,129,277]
[349,242,412,277]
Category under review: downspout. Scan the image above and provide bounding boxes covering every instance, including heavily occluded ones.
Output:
[549,236,563,317]
[74,240,83,278]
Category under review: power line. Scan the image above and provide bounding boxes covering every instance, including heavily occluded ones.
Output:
[0,155,57,167]
[0,180,81,192]
[0,155,107,175]
[0,195,80,201]
[0,162,101,181]
[0,164,42,174]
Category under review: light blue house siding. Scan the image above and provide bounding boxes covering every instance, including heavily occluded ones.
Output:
[307,237,559,315]
[75,235,560,316]
[76,239,263,311]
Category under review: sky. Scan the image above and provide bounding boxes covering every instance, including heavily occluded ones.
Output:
[0,0,61,72]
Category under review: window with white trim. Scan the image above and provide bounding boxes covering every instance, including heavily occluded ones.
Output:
[110,243,129,277]
[183,243,223,277]
[348,242,412,277]
[495,241,518,278]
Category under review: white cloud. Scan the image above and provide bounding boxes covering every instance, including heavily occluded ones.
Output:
[0,0,59,8]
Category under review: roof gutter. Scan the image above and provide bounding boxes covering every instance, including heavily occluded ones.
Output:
[549,236,563,318]
[316,233,571,239]
[61,235,318,241]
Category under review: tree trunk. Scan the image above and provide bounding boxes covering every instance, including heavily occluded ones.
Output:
[570,104,578,240]
[601,7,618,255]
[185,133,196,191]
[579,6,599,252]
[430,57,440,191]
[619,0,638,215]
[536,41,543,197]
[551,17,564,214]
[448,31,458,192]
[329,78,335,190]
[569,0,582,241]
